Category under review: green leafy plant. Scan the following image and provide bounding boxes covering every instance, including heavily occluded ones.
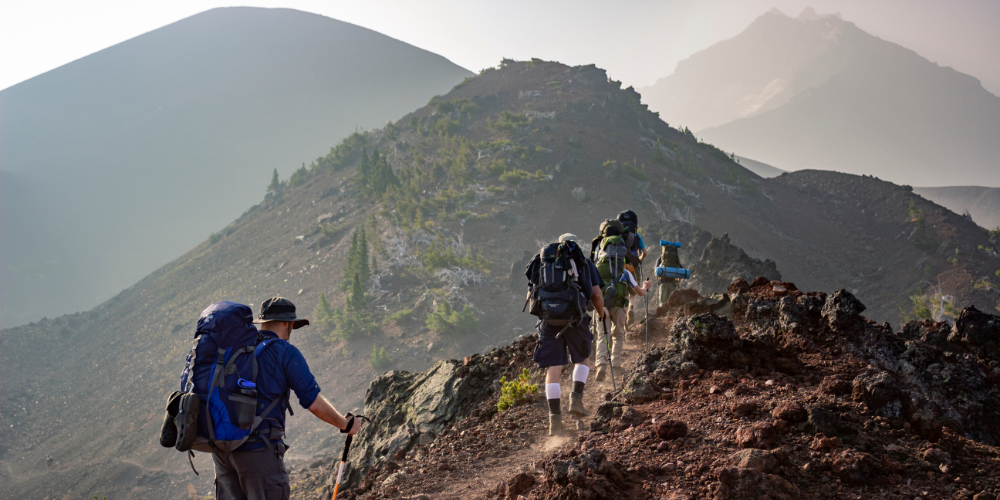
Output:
[425,301,477,336]
[497,368,537,412]
[368,344,393,370]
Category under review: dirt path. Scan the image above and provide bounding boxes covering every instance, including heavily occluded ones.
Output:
[378,341,640,500]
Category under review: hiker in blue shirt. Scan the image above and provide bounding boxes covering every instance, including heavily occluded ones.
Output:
[214,297,360,500]
[617,210,647,326]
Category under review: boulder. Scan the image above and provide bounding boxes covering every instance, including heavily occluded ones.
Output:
[665,313,742,370]
[735,422,777,449]
[830,449,878,485]
[852,371,906,418]
[822,289,866,333]
[687,235,781,296]
[806,406,839,437]
[818,376,852,396]
[772,401,807,423]
[712,467,800,500]
[655,420,689,440]
[504,472,535,499]
[345,353,517,487]
[948,306,1000,363]
[728,449,778,473]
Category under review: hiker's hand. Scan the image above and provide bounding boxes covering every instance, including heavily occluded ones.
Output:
[600,307,610,319]
[643,279,652,291]
[341,412,361,435]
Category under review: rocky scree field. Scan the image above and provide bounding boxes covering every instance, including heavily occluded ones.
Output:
[293,277,1000,500]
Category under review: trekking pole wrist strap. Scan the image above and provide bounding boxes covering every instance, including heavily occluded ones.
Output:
[341,413,355,434]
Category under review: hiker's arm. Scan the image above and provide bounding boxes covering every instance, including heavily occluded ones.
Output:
[633,279,652,297]
[308,394,359,435]
[591,285,608,318]
[638,248,647,262]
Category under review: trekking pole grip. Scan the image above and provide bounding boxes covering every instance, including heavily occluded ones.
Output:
[341,435,353,463]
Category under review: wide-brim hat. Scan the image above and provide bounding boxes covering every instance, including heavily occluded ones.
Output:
[253,296,310,329]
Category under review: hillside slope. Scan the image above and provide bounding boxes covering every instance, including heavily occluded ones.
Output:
[915,186,1000,231]
[1,59,997,499]
[641,8,1000,188]
[0,6,471,328]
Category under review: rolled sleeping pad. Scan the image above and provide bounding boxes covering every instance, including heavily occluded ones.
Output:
[655,266,690,279]
[659,240,682,248]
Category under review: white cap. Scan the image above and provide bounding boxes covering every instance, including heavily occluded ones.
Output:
[558,233,577,243]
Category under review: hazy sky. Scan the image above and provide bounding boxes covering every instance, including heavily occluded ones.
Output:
[2,0,999,95]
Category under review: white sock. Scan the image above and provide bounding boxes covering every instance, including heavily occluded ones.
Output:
[572,364,590,383]
[545,383,561,400]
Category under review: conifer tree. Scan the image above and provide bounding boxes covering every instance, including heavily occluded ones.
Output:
[340,227,371,290]
[268,168,281,192]
[313,293,334,330]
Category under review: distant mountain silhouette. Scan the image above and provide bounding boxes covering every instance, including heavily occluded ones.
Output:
[735,156,786,178]
[915,186,1000,231]
[640,7,1000,188]
[0,7,471,327]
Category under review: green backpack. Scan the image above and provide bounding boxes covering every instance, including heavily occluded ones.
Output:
[595,235,631,308]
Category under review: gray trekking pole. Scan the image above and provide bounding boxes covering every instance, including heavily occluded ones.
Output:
[644,292,649,350]
[601,315,617,392]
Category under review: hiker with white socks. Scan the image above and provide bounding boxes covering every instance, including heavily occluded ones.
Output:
[523,233,608,435]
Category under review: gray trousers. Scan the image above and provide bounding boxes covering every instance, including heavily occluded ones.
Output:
[214,442,290,500]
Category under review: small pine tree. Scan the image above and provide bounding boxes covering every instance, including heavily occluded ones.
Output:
[346,273,367,311]
[268,168,281,192]
[313,293,334,330]
[340,227,371,290]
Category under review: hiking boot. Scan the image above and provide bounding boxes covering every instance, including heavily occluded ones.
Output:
[594,366,607,382]
[568,392,589,418]
[549,414,567,436]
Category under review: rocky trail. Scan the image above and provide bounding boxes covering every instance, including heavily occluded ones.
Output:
[290,277,1000,500]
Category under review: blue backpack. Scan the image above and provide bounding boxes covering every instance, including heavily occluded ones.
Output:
[162,301,285,470]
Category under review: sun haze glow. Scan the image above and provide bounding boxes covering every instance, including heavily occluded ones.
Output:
[2,0,999,95]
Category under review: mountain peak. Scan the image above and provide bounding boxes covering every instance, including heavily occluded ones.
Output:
[796,7,842,22]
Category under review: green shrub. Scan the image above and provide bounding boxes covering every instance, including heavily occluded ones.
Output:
[488,111,531,132]
[622,160,649,181]
[326,306,377,342]
[388,308,414,324]
[434,118,460,136]
[421,240,492,273]
[209,232,220,245]
[909,201,937,249]
[425,301,477,336]
[500,169,531,185]
[497,368,537,412]
[368,344,393,370]
[289,164,309,187]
